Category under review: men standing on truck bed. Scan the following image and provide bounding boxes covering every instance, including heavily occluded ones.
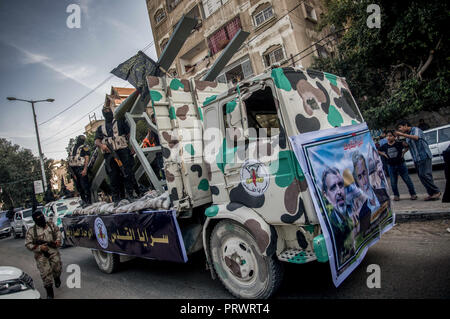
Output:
[25,209,62,299]
[95,105,136,205]
[67,134,92,207]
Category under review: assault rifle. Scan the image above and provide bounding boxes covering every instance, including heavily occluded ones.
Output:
[67,164,77,181]
[34,240,58,258]
[105,140,128,178]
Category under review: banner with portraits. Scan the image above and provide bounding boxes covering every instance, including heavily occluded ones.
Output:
[290,123,394,287]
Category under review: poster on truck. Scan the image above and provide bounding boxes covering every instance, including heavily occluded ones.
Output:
[290,123,395,287]
[62,210,188,263]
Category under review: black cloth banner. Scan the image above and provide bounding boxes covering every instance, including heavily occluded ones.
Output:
[110,50,160,100]
[62,210,187,263]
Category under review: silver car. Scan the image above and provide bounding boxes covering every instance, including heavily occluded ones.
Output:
[10,208,41,239]
[404,124,450,168]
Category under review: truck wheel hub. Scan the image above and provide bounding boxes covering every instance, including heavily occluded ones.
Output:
[221,238,257,283]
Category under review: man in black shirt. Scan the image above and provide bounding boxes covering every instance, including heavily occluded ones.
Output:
[95,106,135,205]
[378,130,417,201]
[67,135,92,206]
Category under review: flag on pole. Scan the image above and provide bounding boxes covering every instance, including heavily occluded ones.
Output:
[110,51,160,100]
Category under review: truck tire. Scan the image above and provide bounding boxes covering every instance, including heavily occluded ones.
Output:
[92,250,120,274]
[209,220,284,299]
[21,226,26,238]
[12,228,19,239]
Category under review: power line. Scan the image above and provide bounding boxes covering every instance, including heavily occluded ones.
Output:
[38,41,155,126]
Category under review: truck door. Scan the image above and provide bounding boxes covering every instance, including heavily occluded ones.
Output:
[219,81,309,224]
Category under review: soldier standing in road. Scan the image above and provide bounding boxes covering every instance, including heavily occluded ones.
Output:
[25,210,62,299]
[68,135,92,207]
[95,105,135,205]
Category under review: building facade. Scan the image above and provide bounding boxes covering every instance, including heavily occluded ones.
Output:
[146,0,333,84]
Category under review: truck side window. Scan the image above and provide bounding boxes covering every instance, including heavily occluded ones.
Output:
[244,86,280,138]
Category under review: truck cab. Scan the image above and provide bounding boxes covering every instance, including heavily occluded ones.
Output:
[64,67,393,299]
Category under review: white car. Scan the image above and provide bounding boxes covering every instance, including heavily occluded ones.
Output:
[404,124,450,168]
[10,208,35,239]
[0,266,40,299]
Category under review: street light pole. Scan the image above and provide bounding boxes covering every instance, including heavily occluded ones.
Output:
[6,97,54,192]
[30,101,47,191]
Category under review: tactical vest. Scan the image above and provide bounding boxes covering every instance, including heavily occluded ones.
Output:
[100,121,128,152]
[68,144,86,167]
[33,222,57,244]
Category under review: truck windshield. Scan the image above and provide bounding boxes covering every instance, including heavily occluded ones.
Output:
[57,205,68,212]
[22,209,33,218]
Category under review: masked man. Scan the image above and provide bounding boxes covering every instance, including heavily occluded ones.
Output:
[68,134,91,206]
[25,210,62,299]
[95,106,135,205]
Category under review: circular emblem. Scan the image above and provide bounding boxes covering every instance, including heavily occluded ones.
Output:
[94,217,108,249]
[240,160,270,196]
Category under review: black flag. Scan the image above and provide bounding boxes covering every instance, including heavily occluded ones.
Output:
[110,51,160,100]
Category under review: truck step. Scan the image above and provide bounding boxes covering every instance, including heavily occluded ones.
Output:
[278,249,317,264]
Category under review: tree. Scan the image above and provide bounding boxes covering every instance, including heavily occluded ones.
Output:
[0,138,54,208]
[312,0,449,128]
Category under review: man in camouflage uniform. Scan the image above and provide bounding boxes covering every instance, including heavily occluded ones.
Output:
[25,210,62,299]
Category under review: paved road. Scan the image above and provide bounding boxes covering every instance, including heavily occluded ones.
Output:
[1,219,449,299]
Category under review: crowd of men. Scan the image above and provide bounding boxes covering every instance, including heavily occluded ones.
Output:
[27,104,165,298]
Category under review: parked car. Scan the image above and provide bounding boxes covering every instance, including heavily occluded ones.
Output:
[0,211,11,239]
[404,124,450,168]
[0,266,40,299]
[43,197,81,247]
[10,207,42,239]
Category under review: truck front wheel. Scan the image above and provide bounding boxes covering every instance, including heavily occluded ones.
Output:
[92,250,120,274]
[209,220,284,299]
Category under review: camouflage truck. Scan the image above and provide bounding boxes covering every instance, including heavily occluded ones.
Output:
[64,66,393,299]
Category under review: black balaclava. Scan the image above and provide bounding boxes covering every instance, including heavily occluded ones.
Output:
[32,210,47,228]
[102,107,113,123]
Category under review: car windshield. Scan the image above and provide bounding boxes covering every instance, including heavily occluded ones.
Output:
[22,209,33,218]
[439,127,450,143]
[424,131,437,145]
[57,205,68,212]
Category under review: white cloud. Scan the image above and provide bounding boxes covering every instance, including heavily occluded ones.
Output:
[7,42,95,90]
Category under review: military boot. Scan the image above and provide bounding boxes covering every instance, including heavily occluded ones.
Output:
[45,285,54,299]
[54,276,61,288]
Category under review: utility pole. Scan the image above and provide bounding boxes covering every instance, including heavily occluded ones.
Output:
[7,97,54,192]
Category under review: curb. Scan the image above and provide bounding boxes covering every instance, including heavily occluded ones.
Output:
[395,210,450,222]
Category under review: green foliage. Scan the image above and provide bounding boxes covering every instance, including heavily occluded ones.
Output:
[0,138,53,208]
[312,0,450,127]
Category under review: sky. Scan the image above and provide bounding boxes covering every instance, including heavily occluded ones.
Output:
[0,0,157,160]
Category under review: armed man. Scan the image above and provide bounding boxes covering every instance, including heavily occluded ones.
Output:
[25,209,62,299]
[95,105,136,205]
[67,134,92,207]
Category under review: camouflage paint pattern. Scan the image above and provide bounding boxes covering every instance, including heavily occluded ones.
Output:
[148,67,364,265]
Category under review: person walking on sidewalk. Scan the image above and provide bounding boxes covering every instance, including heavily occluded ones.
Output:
[378,130,417,201]
[396,120,441,201]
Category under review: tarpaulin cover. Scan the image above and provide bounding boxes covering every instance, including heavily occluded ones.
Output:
[290,123,394,286]
[62,210,187,263]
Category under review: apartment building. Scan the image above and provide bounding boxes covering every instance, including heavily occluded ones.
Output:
[146,0,333,84]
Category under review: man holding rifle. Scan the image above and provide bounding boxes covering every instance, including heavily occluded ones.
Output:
[67,134,92,207]
[25,209,62,299]
[95,105,136,205]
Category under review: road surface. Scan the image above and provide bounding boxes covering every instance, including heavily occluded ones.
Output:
[1,219,449,299]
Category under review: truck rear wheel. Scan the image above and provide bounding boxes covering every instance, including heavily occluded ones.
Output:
[92,250,120,274]
[209,220,284,299]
